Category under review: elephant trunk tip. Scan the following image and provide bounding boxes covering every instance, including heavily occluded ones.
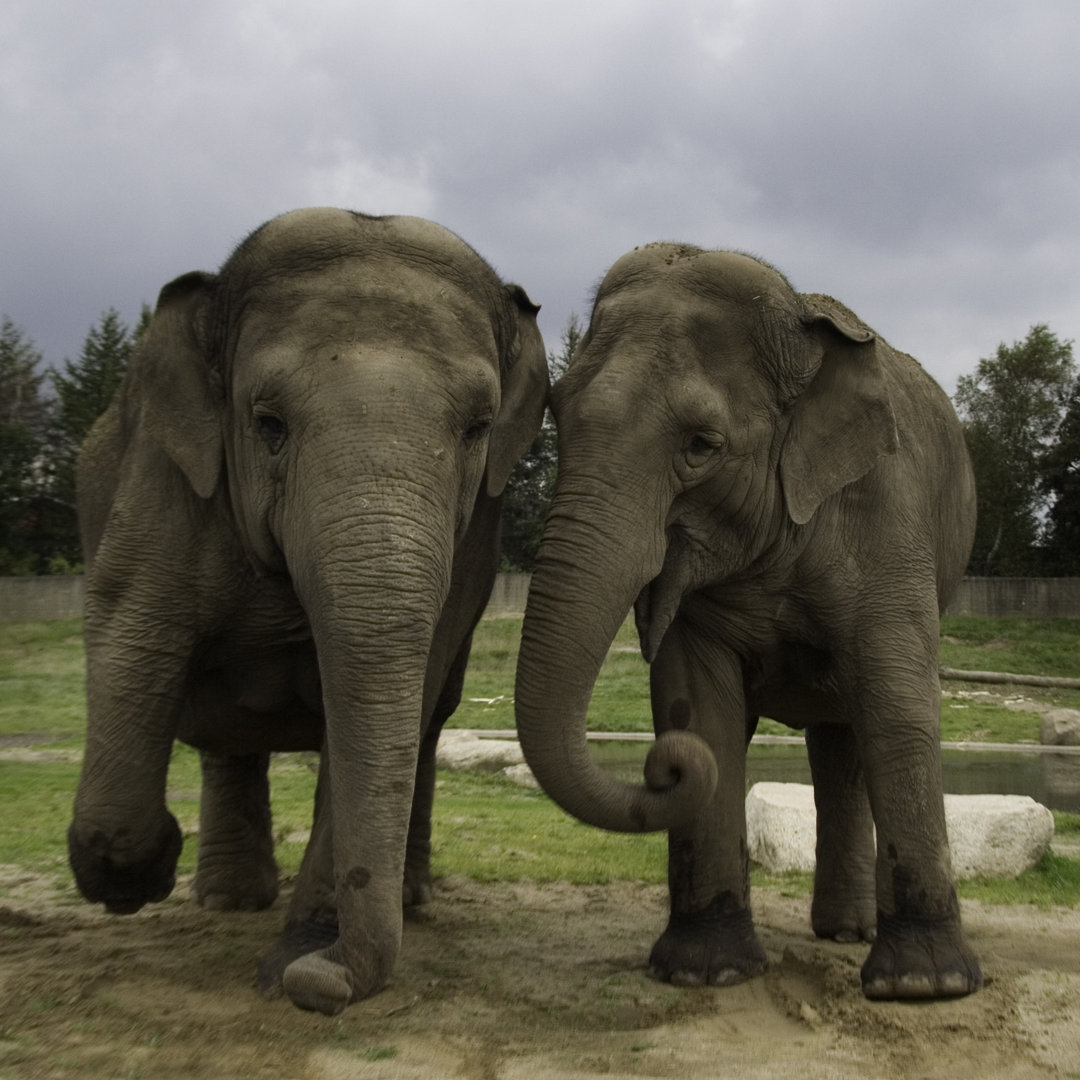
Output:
[639,730,719,829]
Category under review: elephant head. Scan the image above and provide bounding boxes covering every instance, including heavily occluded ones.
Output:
[514,243,898,833]
[69,207,547,1008]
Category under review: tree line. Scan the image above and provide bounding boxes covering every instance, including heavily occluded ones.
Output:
[1,309,1075,577]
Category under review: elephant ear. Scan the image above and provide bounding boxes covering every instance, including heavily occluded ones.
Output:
[779,299,899,525]
[486,285,550,497]
[134,271,224,500]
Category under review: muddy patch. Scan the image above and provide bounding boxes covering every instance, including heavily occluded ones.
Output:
[1,869,1078,1078]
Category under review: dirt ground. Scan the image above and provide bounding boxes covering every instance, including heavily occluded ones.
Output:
[1,868,1078,1080]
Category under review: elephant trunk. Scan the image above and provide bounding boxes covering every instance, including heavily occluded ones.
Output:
[515,498,717,833]
[283,474,454,1009]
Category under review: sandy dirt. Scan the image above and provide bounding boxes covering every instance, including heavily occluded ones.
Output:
[1,868,1078,1080]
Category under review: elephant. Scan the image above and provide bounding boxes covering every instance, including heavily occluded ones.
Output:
[513,242,982,1001]
[68,207,548,1015]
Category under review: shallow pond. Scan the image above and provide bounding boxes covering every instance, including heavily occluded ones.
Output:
[588,738,1080,813]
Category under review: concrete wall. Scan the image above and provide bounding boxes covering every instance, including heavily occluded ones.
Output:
[0,572,530,622]
[484,572,532,616]
[0,575,87,622]
[4,573,1080,622]
[944,577,1080,619]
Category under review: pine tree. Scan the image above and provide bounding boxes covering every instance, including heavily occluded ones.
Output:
[52,308,133,460]
[0,317,53,573]
[48,309,136,561]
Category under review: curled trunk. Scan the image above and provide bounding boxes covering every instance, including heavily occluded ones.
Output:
[515,511,717,833]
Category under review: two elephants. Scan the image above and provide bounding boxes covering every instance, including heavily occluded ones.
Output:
[69,211,980,1014]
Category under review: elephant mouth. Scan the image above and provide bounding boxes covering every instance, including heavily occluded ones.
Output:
[635,529,694,662]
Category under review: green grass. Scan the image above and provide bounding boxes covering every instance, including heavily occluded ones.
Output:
[0,619,87,741]
[939,616,1080,678]
[431,770,666,883]
[959,848,1080,907]
[1,615,1079,907]
[450,615,653,732]
[9,758,1073,907]
[0,759,80,874]
[5,614,1079,745]
[456,614,1080,743]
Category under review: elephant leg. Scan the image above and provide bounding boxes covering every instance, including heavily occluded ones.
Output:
[646,619,766,987]
[405,631,476,911]
[69,609,190,914]
[190,750,279,912]
[805,724,876,943]
[403,723,440,911]
[849,621,982,999]
[258,750,337,999]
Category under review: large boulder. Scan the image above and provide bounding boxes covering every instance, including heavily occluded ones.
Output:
[1041,708,1080,747]
[745,782,818,874]
[945,793,1056,879]
[746,782,1055,880]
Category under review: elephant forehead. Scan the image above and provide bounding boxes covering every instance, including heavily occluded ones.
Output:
[600,245,785,305]
[236,263,500,357]
[588,284,754,365]
[239,209,493,288]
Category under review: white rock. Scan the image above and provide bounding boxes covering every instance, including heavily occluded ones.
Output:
[503,763,540,788]
[1041,708,1080,747]
[436,731,524,772]
[745,782,1054,880]
[944,793,1055,879]
[746,782,818,874]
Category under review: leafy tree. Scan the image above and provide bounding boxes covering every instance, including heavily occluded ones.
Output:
[0,317,53,573]
[955,324,1075,576]
[499,314,582,571]
[1040,374,1080,574]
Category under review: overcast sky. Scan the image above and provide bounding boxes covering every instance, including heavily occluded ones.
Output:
[3,0,1077,394]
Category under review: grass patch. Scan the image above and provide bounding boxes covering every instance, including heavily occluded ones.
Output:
[958,850,1080,908]
[939,616,1080,678]
[1,615,1079,908]
[0,759,80,875]
[450,616,653,732]
[431,771,666,883]
[939,617,1080,726]
[0,756,1077,908]
[6,614,1080,745]
[0,620,87,741]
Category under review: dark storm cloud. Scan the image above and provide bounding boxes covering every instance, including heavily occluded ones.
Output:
[1,0,1077,393]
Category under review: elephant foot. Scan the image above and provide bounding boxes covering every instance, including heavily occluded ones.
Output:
[811,889,877,944]
[402,867,433,911]
[648,901,767,987]
[282,952,355,1016]
[192,854,279,912]
[257,916,339,999]
[68,813,183,915]
[861,911,982,1000]
[280,941,393,1015]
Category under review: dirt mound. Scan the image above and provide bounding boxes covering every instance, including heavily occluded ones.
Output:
[1,870,1077,1078]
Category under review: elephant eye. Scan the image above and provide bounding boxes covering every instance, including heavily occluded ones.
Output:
[256,412,288,454]
[684,433,723,468]
[462,417,493,448]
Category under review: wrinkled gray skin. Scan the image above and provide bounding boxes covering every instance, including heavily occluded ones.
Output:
[514,243,982,1001]
[68,207,547,1015]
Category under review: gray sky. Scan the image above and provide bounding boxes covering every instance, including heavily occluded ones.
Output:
[3,0,1077,394]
